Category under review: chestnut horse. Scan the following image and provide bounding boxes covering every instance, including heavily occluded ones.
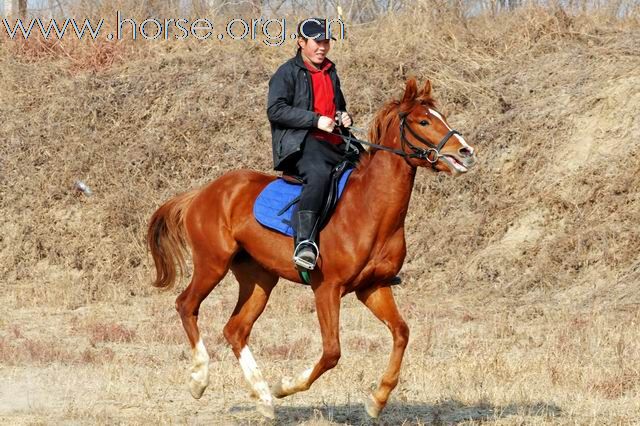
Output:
[147,78,476,419]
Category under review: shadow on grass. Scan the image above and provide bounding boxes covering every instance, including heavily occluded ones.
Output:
[230,399,561,424]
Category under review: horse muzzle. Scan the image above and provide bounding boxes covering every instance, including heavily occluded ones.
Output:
[440,148,477,175]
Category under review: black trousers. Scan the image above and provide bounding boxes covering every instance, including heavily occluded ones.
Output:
[295,134,346,214]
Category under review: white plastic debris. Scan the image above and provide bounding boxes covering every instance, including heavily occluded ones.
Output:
[74,180,93,196]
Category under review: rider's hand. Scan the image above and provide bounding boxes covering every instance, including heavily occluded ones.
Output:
[317,116,336,133]
[339,111,352,128]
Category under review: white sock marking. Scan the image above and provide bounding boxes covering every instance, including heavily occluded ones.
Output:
[191,338,209,387]
[239,346,273,404]
[294,367,313,389]
[279,367,313,396]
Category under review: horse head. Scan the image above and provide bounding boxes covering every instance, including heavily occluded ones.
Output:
[372,78,477,175]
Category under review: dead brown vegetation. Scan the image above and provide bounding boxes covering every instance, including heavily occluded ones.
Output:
[1,3,639,424]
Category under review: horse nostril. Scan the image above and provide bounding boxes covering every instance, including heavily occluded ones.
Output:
[459,147,473,158]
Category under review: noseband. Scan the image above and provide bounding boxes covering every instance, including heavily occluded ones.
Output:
[399,114,462,167]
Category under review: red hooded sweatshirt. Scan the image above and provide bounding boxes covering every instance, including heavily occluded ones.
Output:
[305,59,342,145]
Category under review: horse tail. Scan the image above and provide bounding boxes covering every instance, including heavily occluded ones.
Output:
[147,189,199,289]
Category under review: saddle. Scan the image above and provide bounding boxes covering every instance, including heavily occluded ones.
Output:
[253,159,356,237]
[282,159,354,230]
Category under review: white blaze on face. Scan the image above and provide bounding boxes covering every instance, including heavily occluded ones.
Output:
[239,346,273,404]
[428,108,473,151]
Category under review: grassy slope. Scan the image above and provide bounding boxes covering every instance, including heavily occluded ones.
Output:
[0,7,638,424]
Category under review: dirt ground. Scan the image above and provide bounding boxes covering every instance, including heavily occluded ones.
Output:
[1,4,639,425]
[1,279,638,424]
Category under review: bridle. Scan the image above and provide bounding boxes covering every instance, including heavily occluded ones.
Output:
[337,112,462,168]
[399,113,462,167]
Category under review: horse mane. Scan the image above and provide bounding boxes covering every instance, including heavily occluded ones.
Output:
[368,90,436,147]
[356,87,436,172]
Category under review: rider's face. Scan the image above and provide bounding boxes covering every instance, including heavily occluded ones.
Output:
[299,38,331,65]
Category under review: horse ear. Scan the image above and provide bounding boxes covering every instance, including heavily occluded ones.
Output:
[402,78,418,103]
[422,80,432,97]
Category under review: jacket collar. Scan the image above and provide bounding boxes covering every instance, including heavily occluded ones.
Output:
[294,49,335,71]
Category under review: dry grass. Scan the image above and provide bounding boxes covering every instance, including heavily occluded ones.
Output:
[88,322,136,344]
[1,3,639,424]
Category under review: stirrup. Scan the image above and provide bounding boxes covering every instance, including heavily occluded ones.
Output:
[292,240,319,270]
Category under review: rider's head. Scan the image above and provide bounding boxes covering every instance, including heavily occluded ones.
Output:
[297,19,335,65]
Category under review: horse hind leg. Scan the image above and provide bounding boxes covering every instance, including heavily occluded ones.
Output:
[176,248,235,400]
[223,253,278,419]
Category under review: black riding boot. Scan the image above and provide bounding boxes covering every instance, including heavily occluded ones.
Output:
[293,210,319,270]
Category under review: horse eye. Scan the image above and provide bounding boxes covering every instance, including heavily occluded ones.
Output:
[420,120,429,126]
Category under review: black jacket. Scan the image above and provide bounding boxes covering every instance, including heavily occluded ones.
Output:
[267,50,347,171]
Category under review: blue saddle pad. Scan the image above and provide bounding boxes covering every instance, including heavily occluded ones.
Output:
[254,169,354,237]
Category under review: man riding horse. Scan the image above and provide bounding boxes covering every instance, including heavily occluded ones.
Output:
[267,18,353,271]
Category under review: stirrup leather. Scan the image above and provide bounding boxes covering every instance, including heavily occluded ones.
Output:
[292,240,319,270]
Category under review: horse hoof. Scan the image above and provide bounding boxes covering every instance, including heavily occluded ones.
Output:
[189,378,208,400]
[389,276,402,286]
[271,377,291,399]
[365,394,383,418]
[256,400,275,419]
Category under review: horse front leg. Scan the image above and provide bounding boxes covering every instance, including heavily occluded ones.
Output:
[272,284,342,398]
[356,284,409,418]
